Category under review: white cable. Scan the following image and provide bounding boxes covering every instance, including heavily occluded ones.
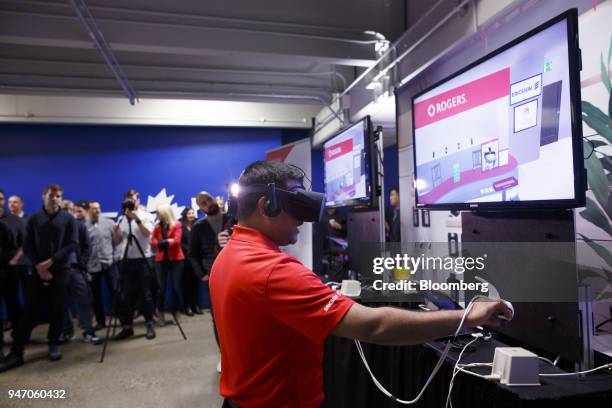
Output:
[450,354,610,380]
[354,339,451,403]
[457,363,492,368]
[538,356,557,366]
[453,358,611,379]
[454,365,499,380]
[446,337,479,408]
[539,363,612,377]
[353,295,487,405]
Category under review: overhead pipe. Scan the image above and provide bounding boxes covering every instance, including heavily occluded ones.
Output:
[336,0,448,98]
[369,0,473,85]
[315,0,473,138]
[69,0,138,105]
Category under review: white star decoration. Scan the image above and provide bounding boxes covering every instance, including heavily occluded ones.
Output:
[146,188,174,212]
[169,203,185,221]
[145,188,186,221]
[191,197,199,214]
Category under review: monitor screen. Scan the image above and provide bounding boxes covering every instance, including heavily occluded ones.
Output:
[409,10,584,210]
[324,117,373,208]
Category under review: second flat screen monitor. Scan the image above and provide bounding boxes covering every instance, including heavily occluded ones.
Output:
[324,118,373,208]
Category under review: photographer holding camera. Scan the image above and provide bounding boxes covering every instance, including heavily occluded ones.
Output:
[112,189,156,341]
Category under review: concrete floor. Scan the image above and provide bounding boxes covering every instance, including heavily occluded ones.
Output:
[0,313,224,408]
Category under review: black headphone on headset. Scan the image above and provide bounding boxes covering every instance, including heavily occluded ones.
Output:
[263,164,310,218]
[264,183,281,217]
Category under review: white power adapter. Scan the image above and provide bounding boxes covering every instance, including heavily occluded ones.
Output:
[491,347,540,386]
[340,280,361,298]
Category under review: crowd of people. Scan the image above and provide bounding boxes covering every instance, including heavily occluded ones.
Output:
[0,185,232,373]
[1,161,510,407]
[0,180,398,375]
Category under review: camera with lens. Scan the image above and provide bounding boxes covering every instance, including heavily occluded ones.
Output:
[121,199,136,213]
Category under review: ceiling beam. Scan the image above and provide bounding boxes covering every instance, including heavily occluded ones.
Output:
[0,10,377,67]
[0,57,347,89]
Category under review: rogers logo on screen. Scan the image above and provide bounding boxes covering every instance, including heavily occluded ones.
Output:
[426,93,467,117]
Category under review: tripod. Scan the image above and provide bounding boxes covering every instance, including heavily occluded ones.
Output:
[100,214,186,363]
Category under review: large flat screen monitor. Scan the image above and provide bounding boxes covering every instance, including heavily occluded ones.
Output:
[324,116,376,208]
[405,9,585,210]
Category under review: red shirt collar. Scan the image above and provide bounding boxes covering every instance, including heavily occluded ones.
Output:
[231,225,280,251]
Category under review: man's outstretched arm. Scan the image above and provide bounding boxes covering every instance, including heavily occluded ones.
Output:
[332,300,512,346]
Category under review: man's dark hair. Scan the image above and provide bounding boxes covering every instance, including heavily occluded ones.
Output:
[0,189,4,197]
[390,187,400,195]
[43,184,64,194]
[75,200,90,210]
[123,189,140,200]
[237,160,304,219]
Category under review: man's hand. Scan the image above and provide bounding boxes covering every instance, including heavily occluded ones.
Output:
[465,299,513,327]
[201,274,210,282]
[113,222,122,245]
[35,259,53,273]
[8,258,18,266]
[36,259,53,281]
[218,230,230,248]
[125,209,138,221]
[38,270,53,281]
[329,219,342,230]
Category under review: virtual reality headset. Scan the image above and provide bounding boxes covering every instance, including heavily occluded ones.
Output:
[239,183,325,223]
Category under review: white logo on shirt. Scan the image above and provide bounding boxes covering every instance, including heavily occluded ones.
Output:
[323,294,339,312]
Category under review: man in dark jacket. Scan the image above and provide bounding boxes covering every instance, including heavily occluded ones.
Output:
[387,187,401,242]
[189,192,231,284]
[0,184,78,372]
[189,191,230,371]
[0,217,17,359]
[0,190,24,337]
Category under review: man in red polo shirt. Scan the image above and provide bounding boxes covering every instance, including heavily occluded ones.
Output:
[210,161,511,408]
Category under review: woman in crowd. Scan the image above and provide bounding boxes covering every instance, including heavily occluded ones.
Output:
[151,205,184,323]
[180,207,202,316]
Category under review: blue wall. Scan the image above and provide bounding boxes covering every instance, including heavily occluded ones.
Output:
[0,124,281,214]
[0,123,281,309]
